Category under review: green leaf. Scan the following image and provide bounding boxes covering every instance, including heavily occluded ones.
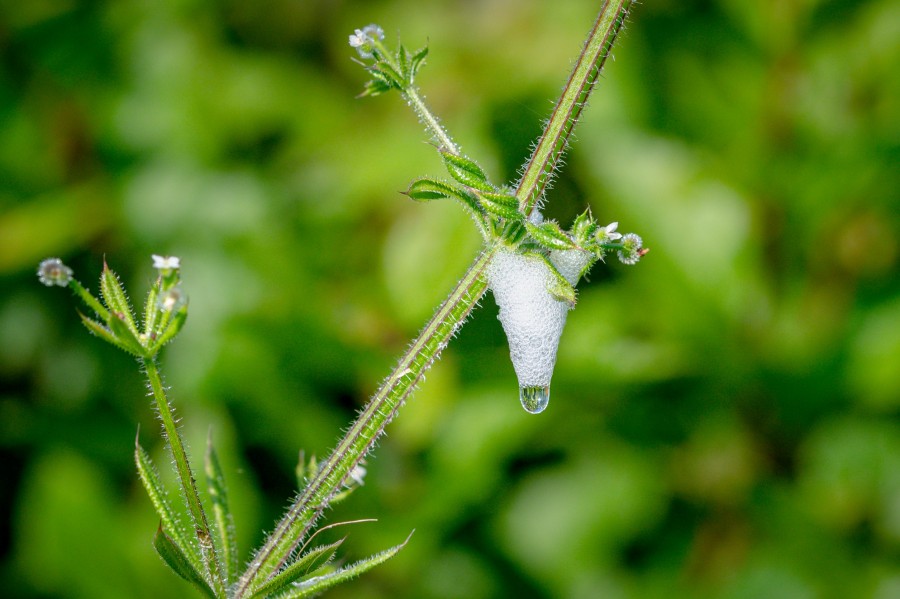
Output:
[440,151,492,191]
[525,220,577,251]
[154,525,216,599]
[541,255,577,306]
[403,177,457,202]
[409,46,428,81]
[135,437,196,560]
[277,532,413,599]
[500,220,527,247]
[474,190,521,220]
[360,79,392,97]
[571,209,598,245]
[397,44,410,82]
[79,313,146,357]
[70,279,109,321]
[149,308,187,353]
[106,311,149,357]
[205,435,238,584]
[248,539,344,598]
[369,62,404,89]
[99,262,138,335]
[143,281,160,337]
[403,178,487,231]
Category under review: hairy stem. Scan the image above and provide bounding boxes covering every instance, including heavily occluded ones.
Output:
[516,0,633,215]
[236,3,634,594]
[404,88,458,154]
[234,248,496,597]
[143,358,225,596]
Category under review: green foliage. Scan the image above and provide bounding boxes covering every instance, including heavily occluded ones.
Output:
[2,1,899,599]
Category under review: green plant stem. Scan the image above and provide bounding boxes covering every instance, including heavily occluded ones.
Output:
[234,247,496,597]
[405,88,458,154]
[236,3,634,594]
[516,0,633,215]
[143,357,225,596]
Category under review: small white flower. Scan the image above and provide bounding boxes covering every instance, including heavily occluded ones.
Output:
[596,222,622,244]
[37,258,73,287]
[152,254,180,270]
[348,29,367,48]
[348,24,384,59]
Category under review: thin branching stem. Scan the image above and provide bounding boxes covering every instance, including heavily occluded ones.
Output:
[143,358,225,596]
[516,0,633,215]
[235,3,634,595]
[234,247,495,597]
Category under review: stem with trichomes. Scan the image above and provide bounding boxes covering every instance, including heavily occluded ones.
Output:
[143,357,225,596]
[234,2,633,595]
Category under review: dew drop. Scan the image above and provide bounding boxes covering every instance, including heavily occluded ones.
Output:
[519,385,550,414]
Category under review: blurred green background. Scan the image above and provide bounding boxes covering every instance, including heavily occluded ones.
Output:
[1,0,898,597]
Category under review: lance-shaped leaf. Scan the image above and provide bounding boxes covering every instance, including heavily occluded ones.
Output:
[403,177,457,202]
[403,178,482,213]
[205,435,238,584]
[409,46,428,81]
[100,263,138,335]
[107,311,149,357]
[149,308,187,354]
[440,151,492,192]
[70,279,109,321]
[368,62,404,90]
[143,282,161,337]
[135,437,197,561]
[276,532,413,599]
[525,220,578,251]
[248,539,344,598]
[154,525,216,599]
[79,313,146,357]
[474,190,521,220]
[570,209,598,246]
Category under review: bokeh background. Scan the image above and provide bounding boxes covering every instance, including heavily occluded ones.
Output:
[1,0,898,597]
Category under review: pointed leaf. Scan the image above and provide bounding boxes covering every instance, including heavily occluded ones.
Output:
[70,279,109,320]
[360,79,392,97]
[369,62,404,89]
[279,532,413,599]
[474,190,521,220]
[143,281,161,337]
[440,151,492,191]
[100,263,138,335]
[135,437,196,559]
[403,177,456,202]
[403,178,486,229]
[149,308,187,353]
[107,311,149,357]
[205,436,238,583]
[397,44,410,82]
[571,209,598,245]
[80,313,145,357]
[154,525,216,599]
[525,220,577,251]
[409,46,428,80]
[539,254,577,307]
[248,539,344,598]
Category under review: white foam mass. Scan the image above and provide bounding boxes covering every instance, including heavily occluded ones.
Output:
[487,248,593,388]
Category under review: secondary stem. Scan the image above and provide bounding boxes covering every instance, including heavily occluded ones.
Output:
[143,358,225,596]
[236,3,634,594]
[234,247,496,597]
[516,0,633,215]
